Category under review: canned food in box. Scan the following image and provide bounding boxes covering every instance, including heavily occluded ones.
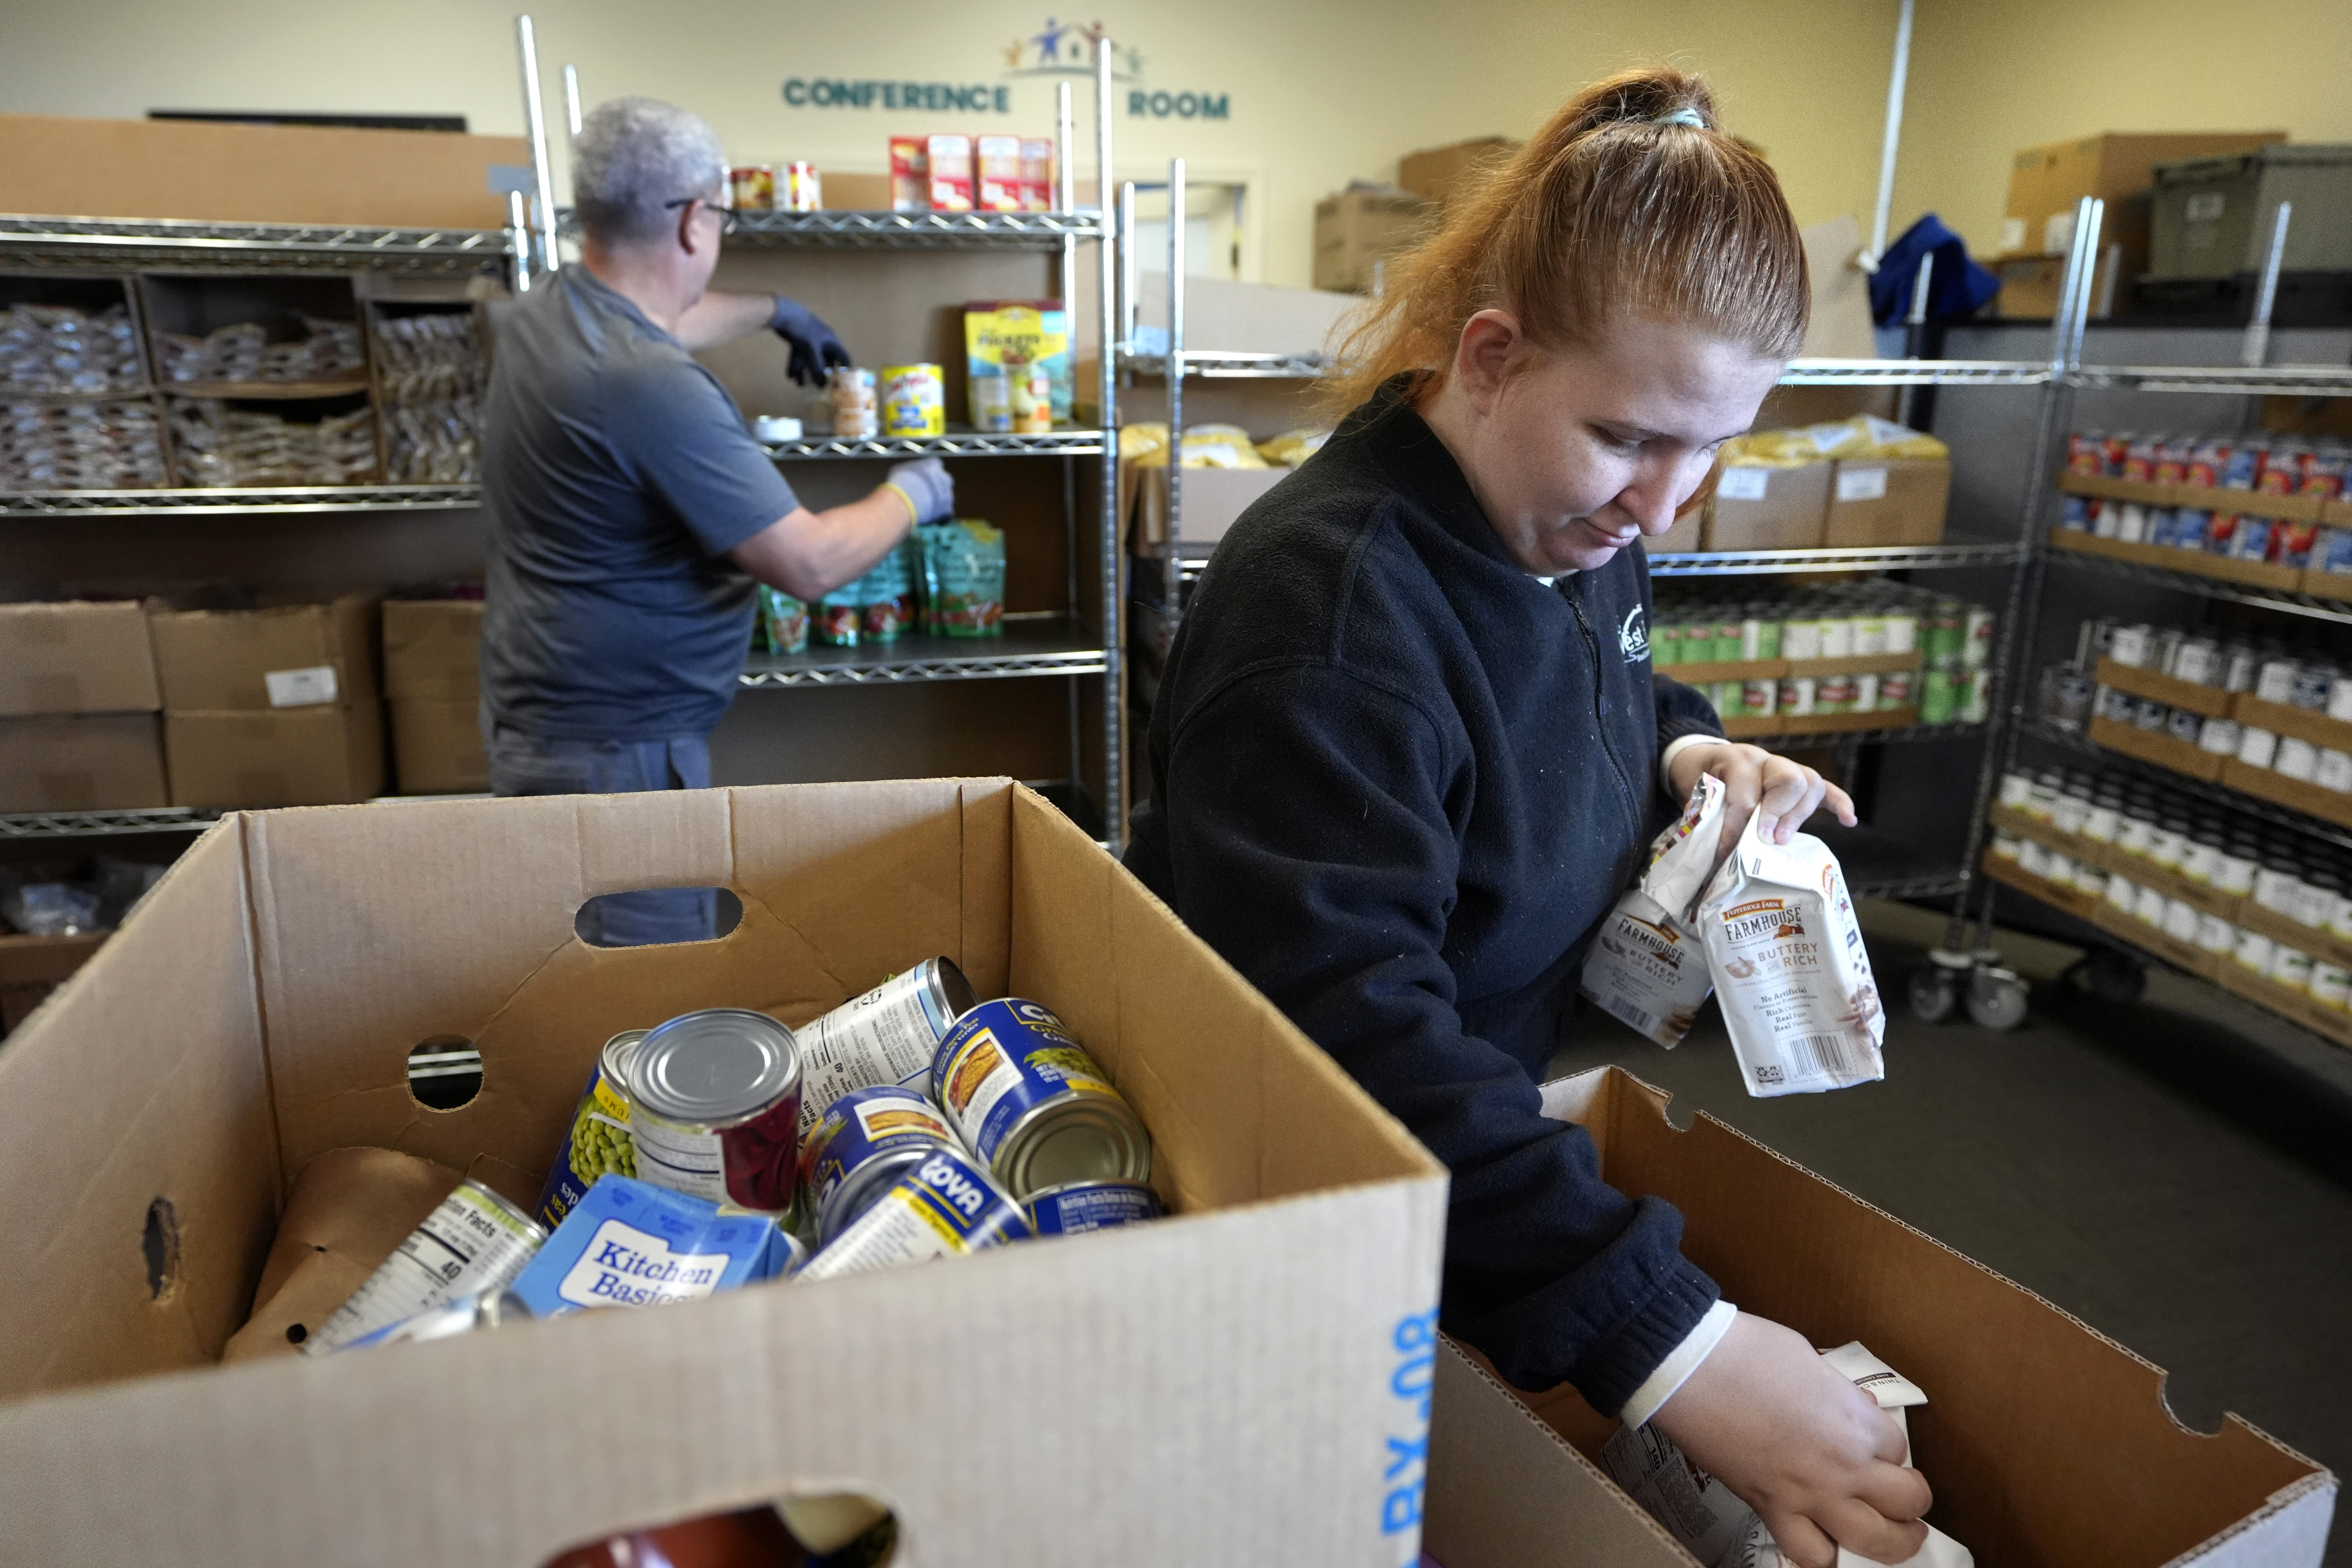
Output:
[795,957,976,1136]
[801,1084,966,1245]
[625,1009,803,1214]
[1027,1180,1163,1236]
[933,998,1151,1198]
[305,1181,546,1355]
[534,1029,648,1229]
[797,1145,1029,1281]
[880,363,946,437]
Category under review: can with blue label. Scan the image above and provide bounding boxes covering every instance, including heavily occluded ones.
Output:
[932,998,1151,1199]
[800,1083,967,1245]
[1025,1179,1163,1236]
[503,1174,794,1319]
[796,1145,1030,1281]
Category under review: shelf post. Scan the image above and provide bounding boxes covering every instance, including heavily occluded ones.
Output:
[2242,201,2292,371]
[515,15,561,276]
[1095,34,1124,846]
[1867,0,1915,262]
[563,65,583,139]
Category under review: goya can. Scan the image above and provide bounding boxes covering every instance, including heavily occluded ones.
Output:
[1026,1179,1163,1236]
[795,1145,1029,1281]
[625,1009,803,1214]
[801,1084,967,1245]
[304,1180,546,1355]
[795,956,976,1136]
[533,1029,647,1228]
[879,363,946,437]
[931,998,1151,1198]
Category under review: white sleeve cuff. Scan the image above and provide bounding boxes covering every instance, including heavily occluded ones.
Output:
[1619,1299,1738,1429]
[1657,732,1724,803]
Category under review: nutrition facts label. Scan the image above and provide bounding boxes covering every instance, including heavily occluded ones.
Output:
[795,975,953,1135]
[627,1114,730,1205]
[305,1183,542,1354]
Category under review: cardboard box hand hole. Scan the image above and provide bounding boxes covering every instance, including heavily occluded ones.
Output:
[407,1034,483,1112]
[537,1494,898,1568]
[142,1197,180,1303]
[572,886,746,949]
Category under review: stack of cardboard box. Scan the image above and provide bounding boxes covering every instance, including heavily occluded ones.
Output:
[0,601,167,813]
[381,598,487,794]
[151,594,385,808]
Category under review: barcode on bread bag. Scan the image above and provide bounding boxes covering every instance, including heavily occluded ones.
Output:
[1788,1031,1862,1078]
[1612,997,1655,1034]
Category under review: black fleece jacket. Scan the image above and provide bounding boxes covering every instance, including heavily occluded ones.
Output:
[1124,380,1728,1413]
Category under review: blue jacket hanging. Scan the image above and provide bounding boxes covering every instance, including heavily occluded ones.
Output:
[1871,213,2000,325]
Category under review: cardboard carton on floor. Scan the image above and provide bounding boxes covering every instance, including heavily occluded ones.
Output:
[0,713,169,811]
[390,697,488,794]
[1315,190,1431,294]
[1422,1067,2335,1568]
[381,598,483,703]
[0,600,161,716]
[165,706,385,808]
[1702,463,1830,551]
[0,780,1446,1566]
[151,593,381,712]
[1824,457,1951,547]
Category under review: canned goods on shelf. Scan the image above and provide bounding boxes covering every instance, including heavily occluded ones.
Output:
[626,1009,803,1214]
[932,998,1151,1198]
[783,161,822,212]
[729,165,776,211]
[879,363,946,438]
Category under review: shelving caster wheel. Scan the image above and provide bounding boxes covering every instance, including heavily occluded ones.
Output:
[2061,946,2146,1004]
[1907,949,1973,1022]
[1965,965,2030,1031]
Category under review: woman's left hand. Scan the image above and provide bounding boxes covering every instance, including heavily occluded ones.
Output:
[1667,740,1857,862]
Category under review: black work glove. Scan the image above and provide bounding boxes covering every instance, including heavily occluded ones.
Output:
[769,296,851,387]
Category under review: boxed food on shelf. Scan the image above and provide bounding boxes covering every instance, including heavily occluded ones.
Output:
[0,713,168,813]
[1120,423,1293,550]
[1703,452,1829,550]
[0,781,1445,1564]
[151,593,381,712]
[1398,137,1518,206]
[964,300,1072,430]
[0,598,161,716]
[164,707,384,809]
[2151,144,2352,280]
[925,133,974,211]
[1313,187,1431,294]
[1994,130,2284,275]
[1421,1067,2334,1568]
[381,596,482,704]
[388,696,485,795]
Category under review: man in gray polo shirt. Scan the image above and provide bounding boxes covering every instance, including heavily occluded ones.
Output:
[481,97,953,945]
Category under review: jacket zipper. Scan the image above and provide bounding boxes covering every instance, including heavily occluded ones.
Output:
[1567,578,1642,841]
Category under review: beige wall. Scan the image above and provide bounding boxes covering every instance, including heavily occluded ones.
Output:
[3,0,2346,287]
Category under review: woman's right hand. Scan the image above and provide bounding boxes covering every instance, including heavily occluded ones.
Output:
[1648,1312,1932,1567]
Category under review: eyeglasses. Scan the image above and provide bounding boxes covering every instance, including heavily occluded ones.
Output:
[662,196,739,235]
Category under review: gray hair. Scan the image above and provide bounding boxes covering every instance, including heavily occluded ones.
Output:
[572,96,726,244]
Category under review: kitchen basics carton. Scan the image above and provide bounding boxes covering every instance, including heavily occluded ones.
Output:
[1423,1067,2336,1568]
[0,780,1446,1566]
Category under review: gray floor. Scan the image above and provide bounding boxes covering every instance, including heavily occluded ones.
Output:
[1550,901,2352,1566]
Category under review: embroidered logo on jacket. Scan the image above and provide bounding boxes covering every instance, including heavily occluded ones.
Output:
[1620,604,1650,664]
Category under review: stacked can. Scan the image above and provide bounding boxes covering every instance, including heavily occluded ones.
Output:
[1652,581,1976,726]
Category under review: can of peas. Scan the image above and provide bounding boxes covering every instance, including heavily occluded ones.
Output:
[534,1029,648,1229]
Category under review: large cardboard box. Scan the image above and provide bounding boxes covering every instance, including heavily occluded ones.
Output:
[1824,457,1951,547]
[1314,190,1431,294]
[390,698,489,794]
[1996,131,2286,288]
[0,599,161,716]
[165,707,385,808]
[152,594,380,712]
[1399,138,1517,207]
[381,598,483,703]
[1422,1067,2336,1568]
[0,713,169,812]
[1994,250,2127,320]
[1702,463,1830,551]
[0,781,1448,1566]
[0,114,529,230]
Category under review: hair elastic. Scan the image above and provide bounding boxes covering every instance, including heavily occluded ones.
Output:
[1653,107,1706,128]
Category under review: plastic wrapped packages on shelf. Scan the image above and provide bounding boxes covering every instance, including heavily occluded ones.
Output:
[152,316,365,386]
[374,312,485,483]
[164,396,377,486]
[0,399,167,490]
[0,304,144,395]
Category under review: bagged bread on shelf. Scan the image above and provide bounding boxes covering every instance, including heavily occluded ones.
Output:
[1698,809,1884,1096]
[1580,774,1728,1047]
